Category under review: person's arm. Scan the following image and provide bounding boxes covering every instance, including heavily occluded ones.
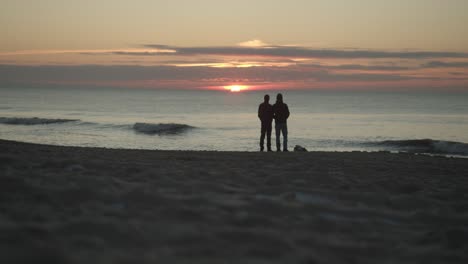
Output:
[258,104,262,119]
[285,104,290,119]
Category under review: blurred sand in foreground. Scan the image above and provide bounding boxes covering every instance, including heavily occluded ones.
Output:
[1,139,467,264]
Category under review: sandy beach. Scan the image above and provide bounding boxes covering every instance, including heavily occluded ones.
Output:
[1,139,468,263]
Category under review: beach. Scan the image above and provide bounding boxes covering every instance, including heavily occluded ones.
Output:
[1,139,468,263]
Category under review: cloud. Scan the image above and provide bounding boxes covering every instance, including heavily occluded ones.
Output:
[139,44,468,59]
[2,41,468,90]
[0,65,215,82]
[238,39,270,47]
[1,64,466,91]
[26,44,461,60]
[303,64,410,71]
[4,43,468,71]
[422,61,468,68]
[0,64,450,85]
[0,48,175,57]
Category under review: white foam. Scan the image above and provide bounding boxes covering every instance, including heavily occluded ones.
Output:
[432,140,468,155]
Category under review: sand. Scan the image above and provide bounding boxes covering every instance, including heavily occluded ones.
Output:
[1,139,468,264]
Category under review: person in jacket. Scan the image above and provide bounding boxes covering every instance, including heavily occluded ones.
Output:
[258,94,274,152]
[273,93,290,152]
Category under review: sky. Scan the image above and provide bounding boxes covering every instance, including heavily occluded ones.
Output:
[1,0,468,91]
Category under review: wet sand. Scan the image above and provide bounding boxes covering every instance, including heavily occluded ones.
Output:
[1,139,468,263]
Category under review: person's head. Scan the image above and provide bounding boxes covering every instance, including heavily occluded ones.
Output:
[276,93,283,103]
[264,94,270,103]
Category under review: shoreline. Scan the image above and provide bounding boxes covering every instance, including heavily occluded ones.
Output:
[1,139,468,263]
[1,138,467,159]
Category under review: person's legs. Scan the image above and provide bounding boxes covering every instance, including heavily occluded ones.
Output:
[282,124,288,151]
[266,122,272,151]
[260,122,266,151]
[275,123,281,151]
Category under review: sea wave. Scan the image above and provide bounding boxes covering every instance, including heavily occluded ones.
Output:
[0,117,79,125]
[371,139,468,156]
[133,122,195,135]
[80,122,130,129]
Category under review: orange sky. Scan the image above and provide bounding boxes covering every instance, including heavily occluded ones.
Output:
[1,1,468,91]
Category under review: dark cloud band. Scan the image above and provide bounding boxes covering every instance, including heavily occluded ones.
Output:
[137,44,468,59]
[0,64,452,84]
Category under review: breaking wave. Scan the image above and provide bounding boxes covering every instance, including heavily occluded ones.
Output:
[0,117,79,125]
[371,139,468,156]
[133,123,195,135]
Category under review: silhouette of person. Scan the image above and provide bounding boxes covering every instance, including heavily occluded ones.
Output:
[273,93,290,152]
[258,94,273,152]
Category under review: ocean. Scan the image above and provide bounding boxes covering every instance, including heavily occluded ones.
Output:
[1,86,468,156]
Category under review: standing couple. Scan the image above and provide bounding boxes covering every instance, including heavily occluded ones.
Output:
[258,93,290,152]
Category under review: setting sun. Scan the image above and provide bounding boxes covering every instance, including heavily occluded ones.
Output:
[225,85,248,92]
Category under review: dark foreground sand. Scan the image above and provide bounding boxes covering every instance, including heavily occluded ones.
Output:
[1,139,468,264]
